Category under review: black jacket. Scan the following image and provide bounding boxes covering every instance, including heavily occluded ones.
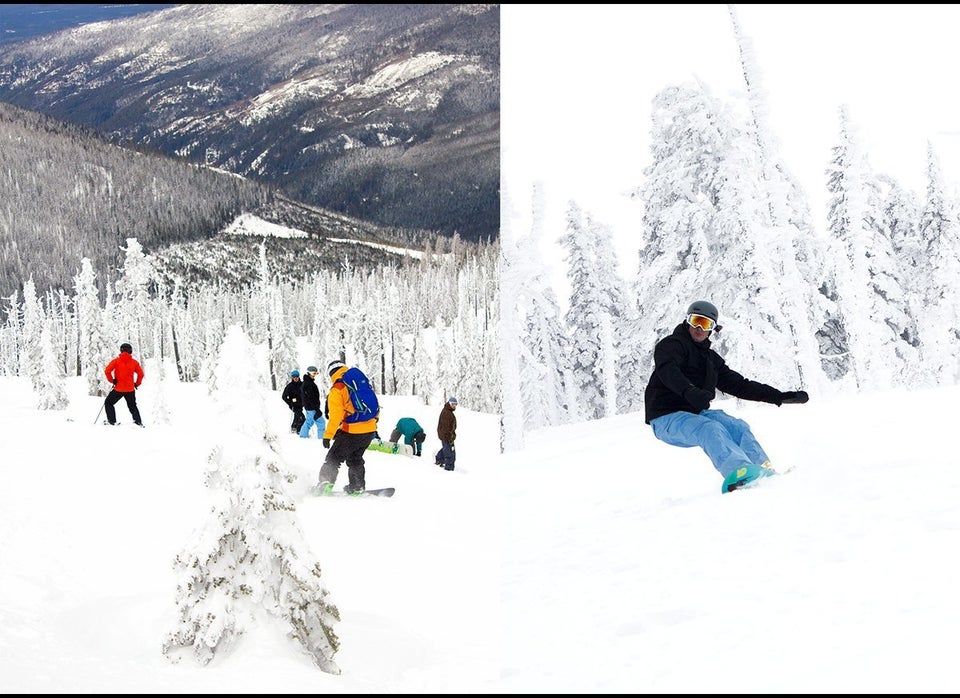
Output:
[644,323,784,423]
[282,379,304,410]
[300,373,322,411]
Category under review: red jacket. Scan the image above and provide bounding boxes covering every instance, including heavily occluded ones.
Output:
[104,352,144,392]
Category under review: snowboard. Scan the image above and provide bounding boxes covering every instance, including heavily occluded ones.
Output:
[721,465,796,494]
[722,464,793,493]
[309,485,395,498]
[367,439,414,457]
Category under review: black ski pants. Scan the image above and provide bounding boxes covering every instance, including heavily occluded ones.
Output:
[290,406,305,432]
[319,430,376,491]
[104,390,141,425]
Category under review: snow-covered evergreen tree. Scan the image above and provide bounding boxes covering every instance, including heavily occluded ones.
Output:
[47,289,72,376]
[19,278,40,380]
[21,280,42,382]
[17,278,67,409]
[454,252,499,412]
[113,238,154,357]
[254,243,298,391]
[35,322,68,410]
[248,243,272,347]
[144,349,172,426]
[510,182,574,431]
[633,83,733,362]
[3,290,21,377]
[883,176,923,287]
[521,287,572,429]
[73,258,106,396]
[586,212,629,417]
[373,267,402,392]
[155,359,172,424]
[412,329,436,406]
[270,289,299,389]
[311,277,342,373]
[879,175,926,383]
[162,324,340,673]
[633,82,806,396]
[728,3,832,392]
[386,277,415,395]
[915,143,960,382]
[433,319,458,405]
[560,202,607,420]
[577,208,641,418]
[198,292,227,393]
[825,107,918,389]
[167,280,192,381]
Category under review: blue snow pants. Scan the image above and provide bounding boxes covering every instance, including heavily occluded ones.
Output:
[649,409,770,478]
[436,441,456,471]
[299,409,326,439]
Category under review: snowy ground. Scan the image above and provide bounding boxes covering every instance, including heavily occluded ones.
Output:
[2,375,960,692]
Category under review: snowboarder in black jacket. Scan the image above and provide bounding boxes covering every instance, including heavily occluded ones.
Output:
[281,369,305,433]
[298,365,326,438]
[644,300,809,493]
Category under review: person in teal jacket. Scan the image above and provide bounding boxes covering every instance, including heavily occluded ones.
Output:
[390,416,426,456]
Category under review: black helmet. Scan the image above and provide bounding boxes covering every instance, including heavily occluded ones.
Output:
[120,342,133,354]
[686,300,718,323]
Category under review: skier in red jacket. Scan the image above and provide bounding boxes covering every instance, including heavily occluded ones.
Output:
[103,342,145,426]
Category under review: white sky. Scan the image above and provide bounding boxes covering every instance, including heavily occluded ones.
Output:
[502,4,960,296]
[3,369,960,691]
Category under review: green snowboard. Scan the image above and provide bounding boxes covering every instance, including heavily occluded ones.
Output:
[367,439,414,456]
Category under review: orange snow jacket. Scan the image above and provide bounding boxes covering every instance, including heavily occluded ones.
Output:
[323,365,379,439]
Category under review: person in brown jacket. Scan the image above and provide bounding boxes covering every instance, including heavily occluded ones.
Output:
[434,396,458,471]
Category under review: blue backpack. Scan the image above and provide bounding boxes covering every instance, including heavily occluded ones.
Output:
[339,366,380,423]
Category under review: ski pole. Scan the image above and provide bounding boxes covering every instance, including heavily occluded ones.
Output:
[94,401,104,425]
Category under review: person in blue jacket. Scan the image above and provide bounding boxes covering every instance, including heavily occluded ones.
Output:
[644,300,809,493]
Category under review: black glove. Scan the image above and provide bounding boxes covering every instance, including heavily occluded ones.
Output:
[779,390,809,405]
[322,438,330,448]
[683,386,714,412]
